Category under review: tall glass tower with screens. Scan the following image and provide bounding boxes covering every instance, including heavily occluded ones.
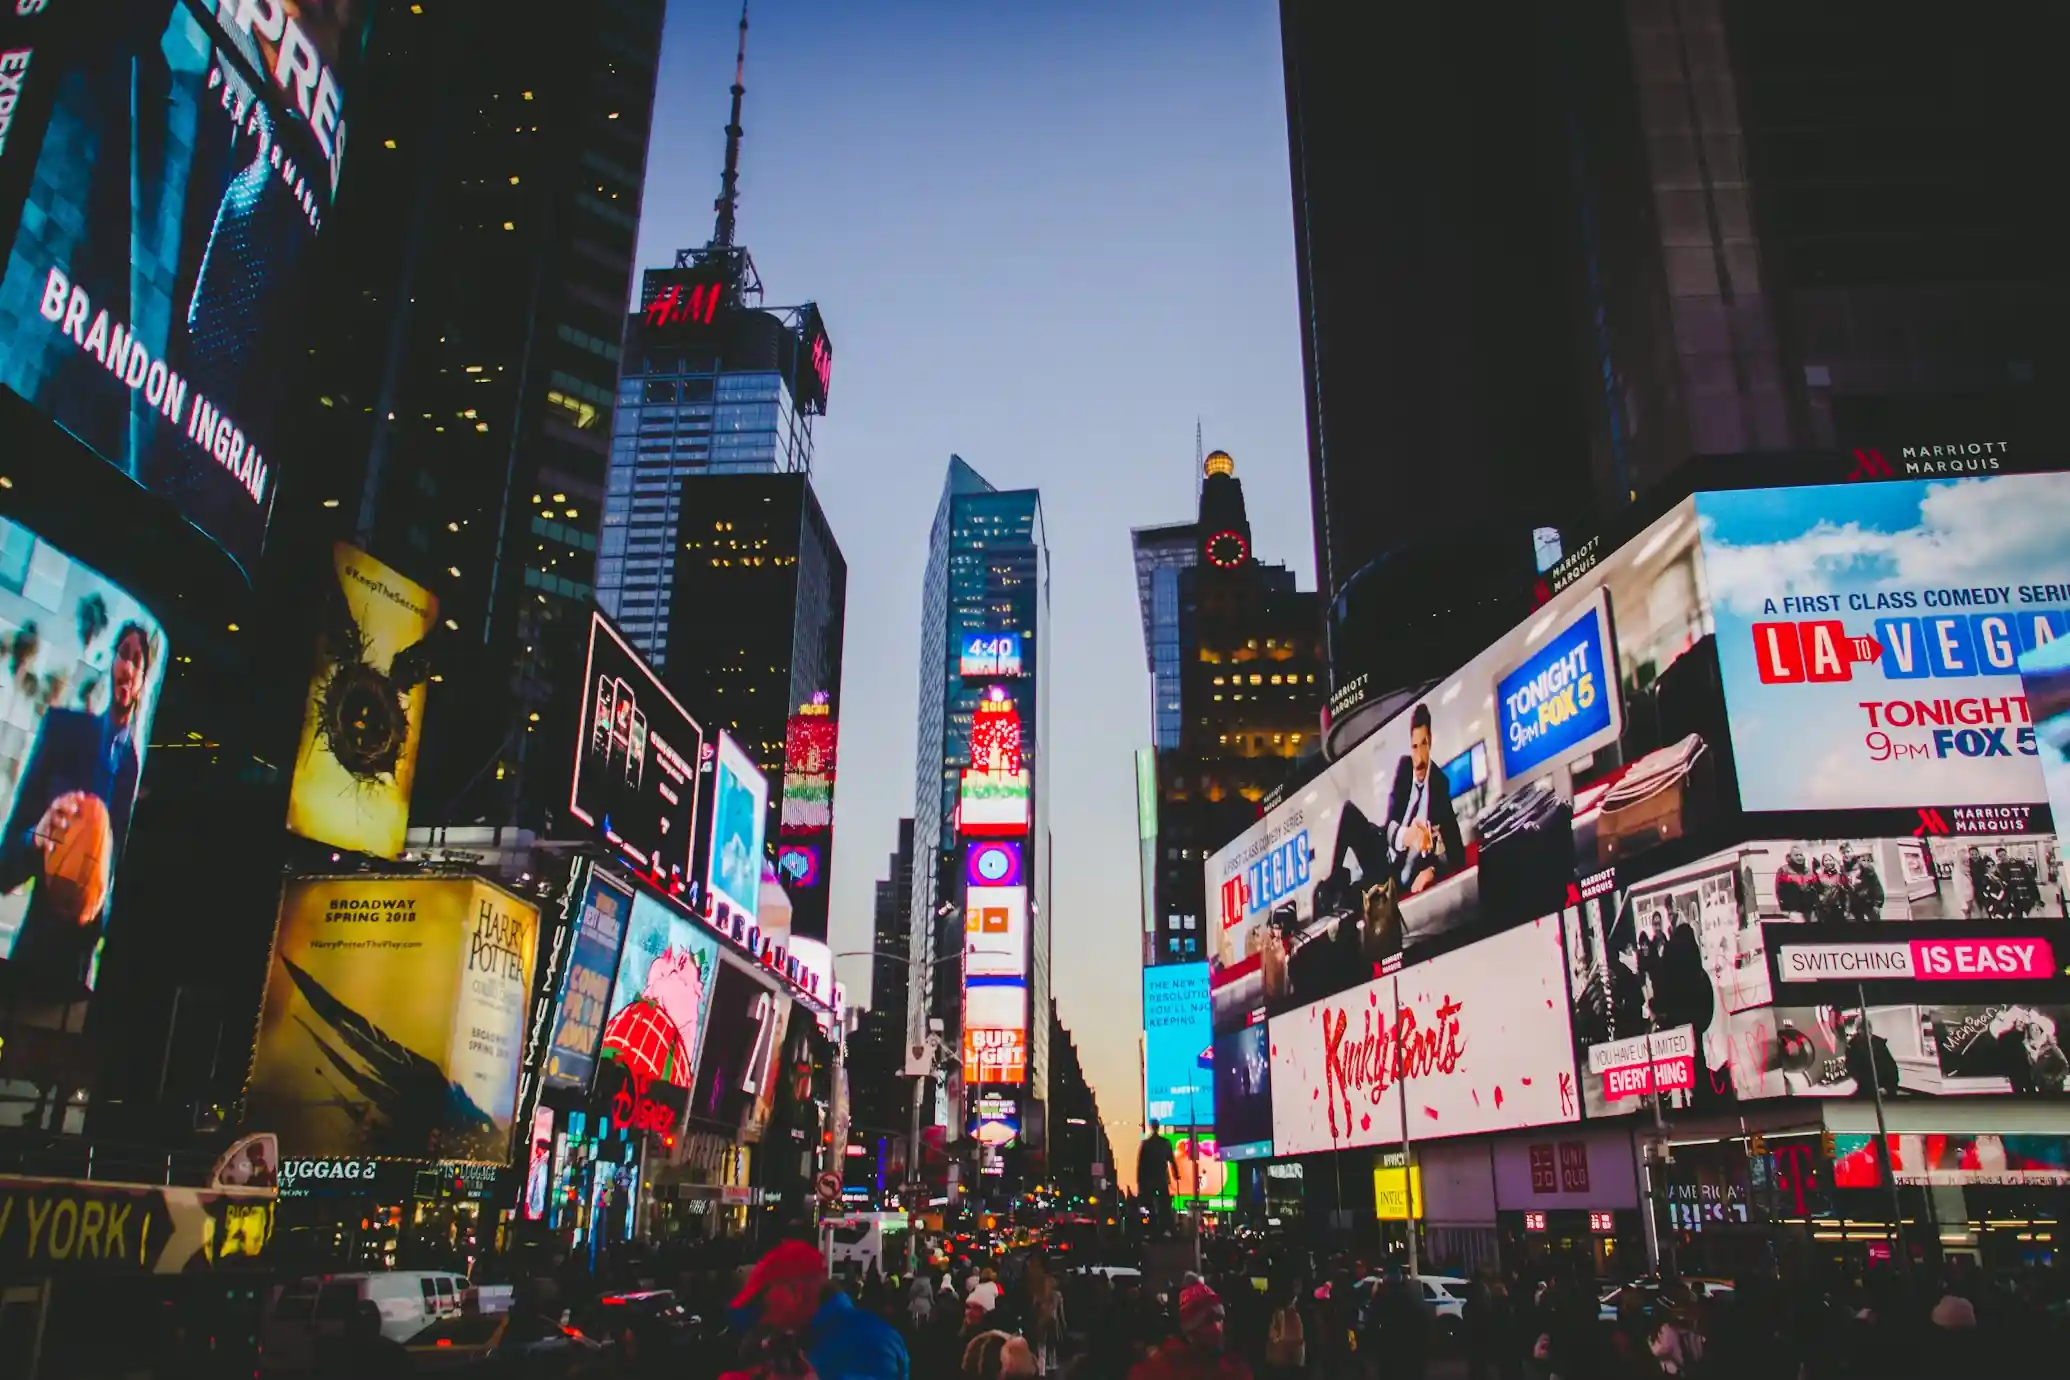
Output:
[908,457,1050,1177]
[594,282,821,667]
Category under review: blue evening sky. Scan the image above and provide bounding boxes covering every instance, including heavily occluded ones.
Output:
[637,0,1313,1151]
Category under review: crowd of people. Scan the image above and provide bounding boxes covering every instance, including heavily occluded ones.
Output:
[704,1237,2070,1380]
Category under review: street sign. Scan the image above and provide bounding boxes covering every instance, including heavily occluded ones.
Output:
[815,1171,843,1203]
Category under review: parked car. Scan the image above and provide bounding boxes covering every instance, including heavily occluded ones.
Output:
[1597,1276,1734,1324]
[1351,1274,1471,1341]
[262,1271,475,1372]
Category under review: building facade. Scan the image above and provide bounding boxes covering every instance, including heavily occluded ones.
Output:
[907,458,1051,1175]
[1134,453,1324,969]
[1279,0,2054,743]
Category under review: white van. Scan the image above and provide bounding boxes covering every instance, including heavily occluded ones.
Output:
[260,1271,473,1372]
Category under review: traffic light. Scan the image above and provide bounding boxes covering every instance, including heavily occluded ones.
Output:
[1819,1131,1837,1158]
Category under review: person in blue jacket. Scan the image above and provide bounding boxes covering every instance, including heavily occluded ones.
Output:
[729,1238,910,1380]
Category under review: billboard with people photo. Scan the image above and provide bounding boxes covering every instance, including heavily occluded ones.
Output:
[1208,500,1731,1035]
[0,518,166,1000]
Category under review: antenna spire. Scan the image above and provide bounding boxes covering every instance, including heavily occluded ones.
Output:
[713,2,750,248]
[1195,418,1204,503]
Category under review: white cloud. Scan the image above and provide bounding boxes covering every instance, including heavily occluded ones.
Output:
[1702,474,2070,618]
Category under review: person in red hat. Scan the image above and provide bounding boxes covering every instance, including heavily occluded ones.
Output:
[725,1239,910,1380]
[1129,1282,1251,1379]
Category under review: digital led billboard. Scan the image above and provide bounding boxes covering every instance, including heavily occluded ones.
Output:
[1698,472,2070,812]
[960,631,1023,679]
[963,974,1028,1086]
[286,544,436,859]
[1212,1023,1272,1161]
[1208,499,1726,1036]
[1144,962,1213,1127]
[965,885,1028,978]
[1833,1132,2070,1188]
[708,732,768,923]
[688,951,786,1133]
[570,612,704,888]
[543,866,636,1091]
[247,878,539,1162]
[600,891,720,1091]
[0,517,166,1000]
[1268,916,1580,1156]
[967,840,1023,888]
[0,0,370,572]
[960,769,1031,835]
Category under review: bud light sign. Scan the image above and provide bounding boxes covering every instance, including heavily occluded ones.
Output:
[1495,591,1620,780]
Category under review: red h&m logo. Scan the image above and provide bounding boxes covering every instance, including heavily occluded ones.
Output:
[1751,621,1886,683]
[645,280,721,328]
[1913,807,1951,837]
[1848,448,1895,480]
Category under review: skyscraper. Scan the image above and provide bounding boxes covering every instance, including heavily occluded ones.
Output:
[264,0,672,831]
[848,818,915,1149]
[1281,0,2051,619]
[907,457,1051,1168]
[1133,452,1324,967]
[594,9,831,667]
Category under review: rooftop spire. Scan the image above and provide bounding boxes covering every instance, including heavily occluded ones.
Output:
[712,1,750,248]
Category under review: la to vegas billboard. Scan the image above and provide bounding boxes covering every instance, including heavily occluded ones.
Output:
[1700,471,2070,813]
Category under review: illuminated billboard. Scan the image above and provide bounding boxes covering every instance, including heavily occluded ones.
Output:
[600,891,720,1092]
[779,703,836,836]
[570,612,704,888]
[963,974,1027,1086]
[0,518,166,999]
[1698,472,2070,812]
[959,689,1030,836]
[1207,499,1724,1036]
[543,867,636,1091]
[965,885,1028,978]
[962,1025,1027,1086]
[246,878,539,1162]
[960,632,1023,678]
[1834,1133,2070,1188]
[1144,962,1213,1126]
[959,769,1031,835]
[707,732,768,923]
[1267,916,1580,1156]
[0,0,370,572]
[967,840,1024,888]
[286,544,436,859]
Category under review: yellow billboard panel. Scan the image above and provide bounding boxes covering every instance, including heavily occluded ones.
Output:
[1373,1163,1424,1221]
[245,878,538,1162]
[286,543,437,859]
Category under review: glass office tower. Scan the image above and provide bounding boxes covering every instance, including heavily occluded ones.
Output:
[907,457,1051,1169]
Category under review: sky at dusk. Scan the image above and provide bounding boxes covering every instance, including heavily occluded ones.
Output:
[636,0,1314,1159]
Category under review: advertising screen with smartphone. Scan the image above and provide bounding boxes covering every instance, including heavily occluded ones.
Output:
[569,613,704,889]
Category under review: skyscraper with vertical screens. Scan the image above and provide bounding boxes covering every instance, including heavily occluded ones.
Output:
[907,457,1051,1163]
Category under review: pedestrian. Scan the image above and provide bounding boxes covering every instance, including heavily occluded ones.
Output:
[1462,1268,1511,1380]
[729,1238,911,1380]
[964,1329,1043,1378]
[1025,1252,1069,1374]
[911,1273,938,1332]
[1264,1280,1306,1379]
[1128,1282,1251,1379]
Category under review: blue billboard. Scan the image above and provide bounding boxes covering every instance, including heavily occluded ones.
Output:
[543,868,635,1090]
[1495,592,1619,780]
[1143,962,1213,1127]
